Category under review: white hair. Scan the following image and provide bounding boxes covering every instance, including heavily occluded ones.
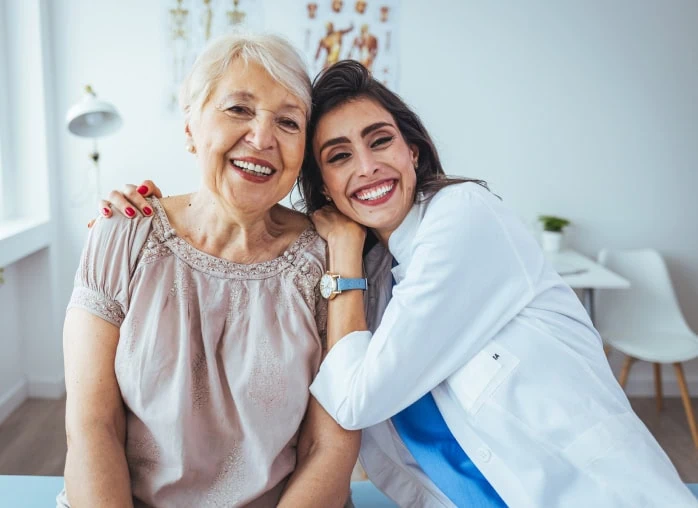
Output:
[179,32,311,120]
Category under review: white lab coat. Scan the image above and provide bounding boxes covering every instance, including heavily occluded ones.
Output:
[310,183,696,507]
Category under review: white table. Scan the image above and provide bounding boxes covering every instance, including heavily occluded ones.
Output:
[547,249,630,323]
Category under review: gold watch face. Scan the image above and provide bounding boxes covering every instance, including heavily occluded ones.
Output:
[320,273,337,299]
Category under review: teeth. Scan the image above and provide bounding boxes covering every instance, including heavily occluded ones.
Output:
[232,160,273,176]
[355,181,394,201]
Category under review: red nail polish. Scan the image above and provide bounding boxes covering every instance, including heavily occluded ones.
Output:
[143,206,152,216]
[102,208,110,216]
[125,207,135,217]
[137,185,149,195]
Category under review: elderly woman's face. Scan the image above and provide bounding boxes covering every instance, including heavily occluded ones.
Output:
[188,58,307,214]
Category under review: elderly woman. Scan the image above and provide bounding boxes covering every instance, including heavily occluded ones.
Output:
[57,33,359,507]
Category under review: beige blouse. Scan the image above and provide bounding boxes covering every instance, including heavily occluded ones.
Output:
[57,197,327,507]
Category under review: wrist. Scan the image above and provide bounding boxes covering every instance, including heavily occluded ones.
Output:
[328,247,363,275]
[327,235,364,275]
[327,227,365,252]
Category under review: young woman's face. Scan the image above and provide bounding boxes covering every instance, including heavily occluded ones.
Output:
[312,97,418,240]
[187,58,307,215]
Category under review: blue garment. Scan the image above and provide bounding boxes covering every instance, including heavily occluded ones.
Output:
[389,259,505,507]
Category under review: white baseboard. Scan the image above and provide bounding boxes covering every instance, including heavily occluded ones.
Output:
[28,376,65,399]
[624,375,698,397]
[0,380,28,425]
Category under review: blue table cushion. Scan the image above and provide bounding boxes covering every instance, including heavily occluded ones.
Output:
[0,476,397,507]
[2,475,696,507]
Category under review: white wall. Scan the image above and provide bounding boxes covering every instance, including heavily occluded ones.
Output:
[1,0,695,408]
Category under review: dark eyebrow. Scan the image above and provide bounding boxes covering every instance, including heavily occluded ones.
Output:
[319,122,395,156]
[319,136,351,156]
[361,121,393,137]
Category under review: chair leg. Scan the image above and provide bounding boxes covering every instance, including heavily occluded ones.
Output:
[673,363,698,449]
[653,363,663,412]
[618,356,636,389]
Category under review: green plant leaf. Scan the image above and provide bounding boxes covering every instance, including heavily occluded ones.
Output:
[538,215,570,232]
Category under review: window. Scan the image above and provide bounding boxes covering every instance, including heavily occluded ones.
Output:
[0,0,53,268]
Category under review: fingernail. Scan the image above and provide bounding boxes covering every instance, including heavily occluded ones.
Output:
[125,207,135,217]
[102,208,110,216]
[137,185,149,195]
[143,206,152,216]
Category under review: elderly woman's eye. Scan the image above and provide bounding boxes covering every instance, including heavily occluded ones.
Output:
[279,118,301,131]
[227,105,253,115]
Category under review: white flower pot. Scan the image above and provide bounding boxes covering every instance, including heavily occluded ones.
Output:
[541,231,563,252]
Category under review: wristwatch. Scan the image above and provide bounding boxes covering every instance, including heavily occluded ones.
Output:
[319,272,368,300]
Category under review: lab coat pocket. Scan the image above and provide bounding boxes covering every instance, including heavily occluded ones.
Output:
[446,341,520,415]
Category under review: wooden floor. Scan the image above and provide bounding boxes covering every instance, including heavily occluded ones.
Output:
[1,397,697,481]
[0,398,67,476]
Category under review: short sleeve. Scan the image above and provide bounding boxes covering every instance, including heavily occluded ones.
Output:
[67,214,152,328]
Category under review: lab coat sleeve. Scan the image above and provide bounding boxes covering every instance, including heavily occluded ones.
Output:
[310,184,541,429]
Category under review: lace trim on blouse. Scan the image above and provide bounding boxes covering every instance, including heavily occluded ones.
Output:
[142,197,319,280]
[68,286,125,327]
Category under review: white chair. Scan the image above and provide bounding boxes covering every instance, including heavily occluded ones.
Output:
[596,248,698,448]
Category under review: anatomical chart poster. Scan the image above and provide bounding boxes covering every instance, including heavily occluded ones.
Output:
[301,0,400,89]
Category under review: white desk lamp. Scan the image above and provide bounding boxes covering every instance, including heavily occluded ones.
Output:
[65,85,122,197]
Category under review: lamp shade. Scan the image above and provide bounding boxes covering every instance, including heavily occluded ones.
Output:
[66,86,122,138]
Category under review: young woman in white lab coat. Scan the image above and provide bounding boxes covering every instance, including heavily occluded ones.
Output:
[98,60,695,507]
[300,60,696,507]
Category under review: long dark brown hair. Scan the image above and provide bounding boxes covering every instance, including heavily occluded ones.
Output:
[296,59,489,214]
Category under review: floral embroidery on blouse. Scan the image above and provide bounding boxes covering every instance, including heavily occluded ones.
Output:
[143,197,318,280]
[69,286,125,327]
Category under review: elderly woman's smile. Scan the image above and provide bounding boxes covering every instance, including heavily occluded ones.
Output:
[231,157,277,180]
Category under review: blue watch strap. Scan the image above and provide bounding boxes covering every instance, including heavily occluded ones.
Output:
[336,277,368,292]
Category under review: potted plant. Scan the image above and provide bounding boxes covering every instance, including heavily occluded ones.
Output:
[538,215,570,252]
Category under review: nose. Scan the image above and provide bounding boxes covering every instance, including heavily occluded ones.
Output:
[245,113,275,151]
[355,147,379,177]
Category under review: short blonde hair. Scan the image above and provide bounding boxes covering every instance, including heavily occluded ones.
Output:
[179,32,311,120]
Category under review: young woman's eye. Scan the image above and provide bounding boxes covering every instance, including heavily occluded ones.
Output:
[328,152,350,163]
[371,135,394,148]
[278,118,301,132]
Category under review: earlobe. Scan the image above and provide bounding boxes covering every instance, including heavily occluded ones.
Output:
[409,144,420,167]
[184,124,196,154]
[184,123,196,153]
[321,185,333,202]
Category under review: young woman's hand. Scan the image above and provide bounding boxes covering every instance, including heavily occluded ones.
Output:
[97,180,163,220]
[310,205,366,248]
[311,206,366,276]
